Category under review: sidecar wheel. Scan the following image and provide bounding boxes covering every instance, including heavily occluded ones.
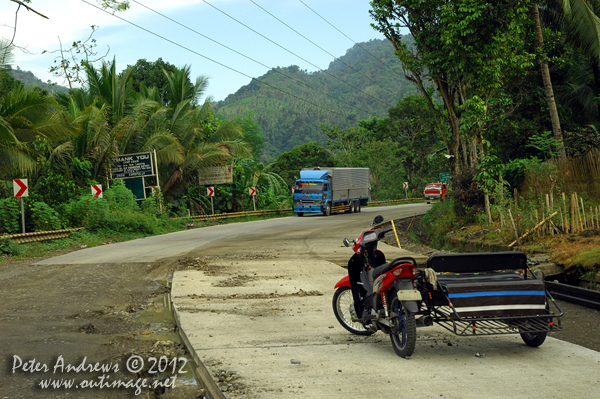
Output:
[390,297,416,358]
[520,331,547,347]
[332,287,374,336]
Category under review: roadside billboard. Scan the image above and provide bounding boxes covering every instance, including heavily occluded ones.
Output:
[112,152,154,179]
[198,166,233,185]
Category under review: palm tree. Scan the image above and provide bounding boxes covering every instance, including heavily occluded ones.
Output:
[531,4,567,159]
[531,0,600,158]
[159,66,251,198]
[0,85,72,180]
[83,58,135,127]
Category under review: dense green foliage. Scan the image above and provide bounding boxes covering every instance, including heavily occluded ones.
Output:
[215,39,417,161]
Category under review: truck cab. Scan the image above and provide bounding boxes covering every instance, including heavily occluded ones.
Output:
[294,179,331,214]
[424,182,448,203]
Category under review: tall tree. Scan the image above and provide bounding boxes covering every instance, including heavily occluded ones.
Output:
[531,4,567,159]
[370,0,534,174]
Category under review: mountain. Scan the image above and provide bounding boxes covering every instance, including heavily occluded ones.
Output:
[214,38,417,161]
[8,67,69,95]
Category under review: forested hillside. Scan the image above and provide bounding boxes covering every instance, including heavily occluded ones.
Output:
[214,39,416,160]
[7,67,68,94]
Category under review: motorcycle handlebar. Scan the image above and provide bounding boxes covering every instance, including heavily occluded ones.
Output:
[380,228,393,237]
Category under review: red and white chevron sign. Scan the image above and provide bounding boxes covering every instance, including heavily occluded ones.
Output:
[92,184,103,198]
[207,187,215,197]
[13,179,28,198]
[249,187,256,196]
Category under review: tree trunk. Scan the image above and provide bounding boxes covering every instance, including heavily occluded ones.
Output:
[485,193,492,224]
[530,4,566,159]
[591,57,600,120]
[437,77,461,175]
[461,136,469,169]
[469,137,478,168]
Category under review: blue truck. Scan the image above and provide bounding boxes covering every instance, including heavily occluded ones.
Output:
[293,168,370,216]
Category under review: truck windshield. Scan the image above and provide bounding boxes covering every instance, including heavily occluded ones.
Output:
[295,181,323,194]
[425,184,441,191]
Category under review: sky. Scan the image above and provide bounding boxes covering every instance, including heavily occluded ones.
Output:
[0,0,389,101]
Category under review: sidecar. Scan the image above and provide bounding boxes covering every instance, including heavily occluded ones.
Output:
[417,251,563,347]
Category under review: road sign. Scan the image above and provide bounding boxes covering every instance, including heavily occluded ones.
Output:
[439,172,451,182]
[207,187,215,197]
[402,182,408,189]
[112,152,154,179]
[249,187,256,196]
[199,166,233,185]
[92,184,103,198]
[13,179,28,198]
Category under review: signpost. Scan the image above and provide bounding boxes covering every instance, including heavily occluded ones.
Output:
[402,182,408,199]
[91,184,103,198]
[249,187,256,211]
[207,187,215,215]
[111,151,160,201]
[439,172,451,183]
[13,179,28,233]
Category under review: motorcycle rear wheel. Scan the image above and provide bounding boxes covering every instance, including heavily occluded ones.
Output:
[389,297,416,358]
[332,287,374,336]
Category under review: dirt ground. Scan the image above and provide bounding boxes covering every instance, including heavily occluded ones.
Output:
[0,250,206,399]
[386,215,600,352]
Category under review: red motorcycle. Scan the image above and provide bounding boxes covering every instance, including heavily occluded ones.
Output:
[332,216,423,358]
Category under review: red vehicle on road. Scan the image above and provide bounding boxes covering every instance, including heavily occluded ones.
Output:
[423,182,447,204]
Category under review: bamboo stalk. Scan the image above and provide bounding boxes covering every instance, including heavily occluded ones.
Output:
[535,209,539,239]
[550,192,554,209]
[562,192,568,232]
[549,220,563,234]
[580,197,587,230]
[570,194,576,233]
[514,188,519,237]
[509,211,559,248]
[574,193,581,232]
[542,201,546,237]
[508,209,521,249]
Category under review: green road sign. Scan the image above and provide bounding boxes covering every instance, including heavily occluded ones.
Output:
[439,172,451,182]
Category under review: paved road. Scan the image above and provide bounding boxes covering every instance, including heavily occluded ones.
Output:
[33,204,600,398]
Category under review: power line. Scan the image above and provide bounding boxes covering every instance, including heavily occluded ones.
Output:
[78,0,356,121]
[298,0,406,81]
[129,0,370,116]
[200,0,391,107]
[249,0,402,99]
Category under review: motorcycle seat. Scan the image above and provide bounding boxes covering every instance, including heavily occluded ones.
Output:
[372,257,416,279]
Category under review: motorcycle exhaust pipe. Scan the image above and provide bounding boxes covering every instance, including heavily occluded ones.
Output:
[416,315,433,327]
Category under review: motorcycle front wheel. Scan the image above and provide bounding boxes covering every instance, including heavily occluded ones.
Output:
[389,297,416,357]
[332,287,374,336]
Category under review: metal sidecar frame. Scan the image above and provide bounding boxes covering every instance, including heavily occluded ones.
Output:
[415,252,563,341]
